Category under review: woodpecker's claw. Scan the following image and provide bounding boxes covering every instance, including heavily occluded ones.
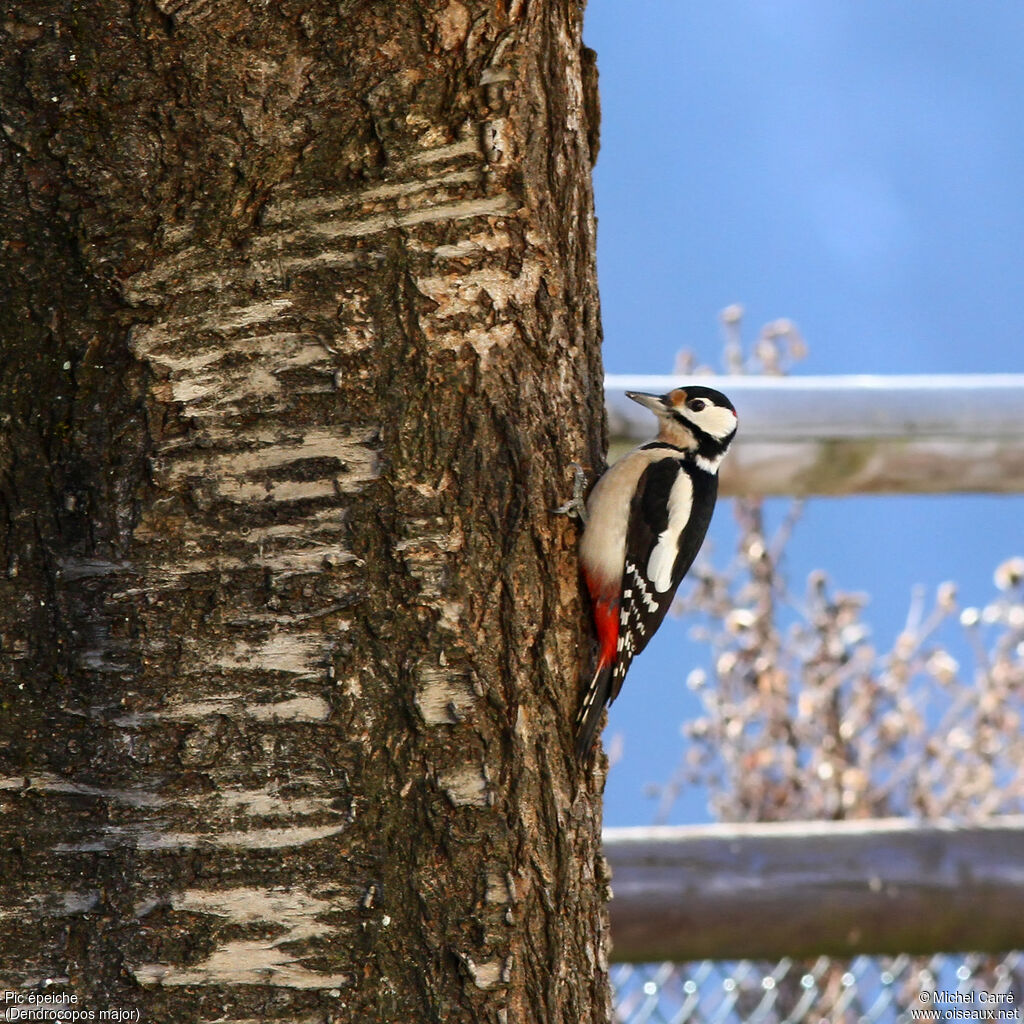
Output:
[553,462,588,523]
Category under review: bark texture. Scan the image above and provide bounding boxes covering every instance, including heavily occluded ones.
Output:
[0,1,608,1021]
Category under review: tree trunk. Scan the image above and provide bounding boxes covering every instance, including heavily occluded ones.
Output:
[0,2,608,1021]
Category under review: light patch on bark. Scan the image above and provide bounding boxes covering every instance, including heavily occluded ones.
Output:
[4,770,343,826]
[485,872,512,904]
[415,258,542,361]
[214,785,336,818]
[249,248,377,278]
[126,249,371,300]
[55,823,346,853]
[440,766,490,807]
[127,128,517,347]
[415,668,477,725]
[166,365,331,415]
[406,226,512,259]
[132,887,354,989]
[265,168,484,224]
[151,427,379,505]
[209,634,329,678]
[153,0,218,23]
[558,19,584,140]
[152,340,336,409]
[405,134,481,167]
[393,522,464,555]
[435,599,463,632]
[0,773,164,808]
[129,296,351,424]
[54,891,101,915]
[435,1,471,51]
[116,696,331,729]
[513,705,533,746]
[0,890,101,921]
[228,602,355,627]
[103,546,358,582]
[130,299,293,350]
[482,117,511,164]
[416,262,542,317]
[118,506,359,582]
[55,558,131,581]
[449,322,517,361]
[255,193,518,249]
[460,954,510,991]
[203,477,339,505]
[397,516,465,600]
[250,695,333,721]
[137,331,325,375]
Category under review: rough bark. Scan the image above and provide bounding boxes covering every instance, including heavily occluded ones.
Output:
[0,2,608,1021]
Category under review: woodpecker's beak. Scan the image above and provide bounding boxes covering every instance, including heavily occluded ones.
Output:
[625,390,671,417]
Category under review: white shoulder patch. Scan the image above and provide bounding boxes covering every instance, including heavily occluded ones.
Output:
[646,469,694,592]
[695,452,723,474]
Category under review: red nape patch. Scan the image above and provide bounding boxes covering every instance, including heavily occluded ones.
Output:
[591,597,619,672]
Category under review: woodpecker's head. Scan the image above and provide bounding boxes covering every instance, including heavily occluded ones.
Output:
[627,385,737,469]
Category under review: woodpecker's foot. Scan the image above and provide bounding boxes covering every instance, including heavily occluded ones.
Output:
[553,462,588,523]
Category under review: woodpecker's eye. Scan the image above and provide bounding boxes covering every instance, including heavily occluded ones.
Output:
[688,398,707,412]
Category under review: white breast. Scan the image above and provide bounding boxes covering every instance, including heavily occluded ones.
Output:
[579,449,661,591]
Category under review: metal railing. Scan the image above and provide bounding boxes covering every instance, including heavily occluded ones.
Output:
[606,374,1024,496]
[605,819,1024,963]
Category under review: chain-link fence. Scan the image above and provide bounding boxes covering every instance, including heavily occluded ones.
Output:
[613,953,1024,1024]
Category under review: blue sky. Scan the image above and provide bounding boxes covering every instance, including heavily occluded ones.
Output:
[584,2,1024,826]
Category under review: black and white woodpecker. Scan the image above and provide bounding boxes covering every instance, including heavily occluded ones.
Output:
[573,385,737,759]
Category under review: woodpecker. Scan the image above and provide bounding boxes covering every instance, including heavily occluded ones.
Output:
[575,385,737,759]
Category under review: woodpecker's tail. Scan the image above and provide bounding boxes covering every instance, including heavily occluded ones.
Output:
[575,659,613,760]
[576,592,619,760]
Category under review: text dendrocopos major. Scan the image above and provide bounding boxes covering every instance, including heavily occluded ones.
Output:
[575,385,737,759]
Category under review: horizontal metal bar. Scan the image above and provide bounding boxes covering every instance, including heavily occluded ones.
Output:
[604,818,1024,962]
[609,374,1024,442]
[606,375,1024,496]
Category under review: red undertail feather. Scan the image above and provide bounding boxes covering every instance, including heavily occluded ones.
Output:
[592,596,619,676]
[576,578,620,758]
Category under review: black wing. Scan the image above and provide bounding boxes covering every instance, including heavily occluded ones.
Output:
[610,457,718,703]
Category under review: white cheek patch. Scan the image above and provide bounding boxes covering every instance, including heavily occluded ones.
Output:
[646,470,693,592]
[692,404,737,440]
